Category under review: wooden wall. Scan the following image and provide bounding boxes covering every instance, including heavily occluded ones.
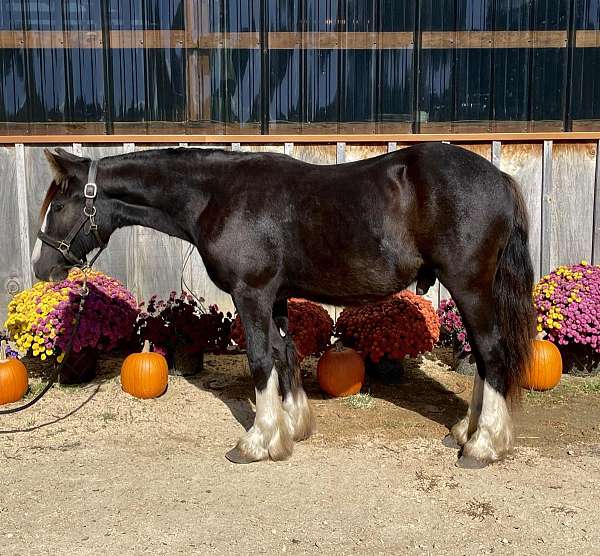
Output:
[1,138,598,324]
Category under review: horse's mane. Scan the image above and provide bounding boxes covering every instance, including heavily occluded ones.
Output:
[40,178,68,220]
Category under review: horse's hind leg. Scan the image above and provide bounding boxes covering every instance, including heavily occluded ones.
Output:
[225,290,293,464]
[272,299,315,441]
[442,281,514,467]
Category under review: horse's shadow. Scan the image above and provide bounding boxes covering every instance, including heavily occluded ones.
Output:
[192,352,469,434]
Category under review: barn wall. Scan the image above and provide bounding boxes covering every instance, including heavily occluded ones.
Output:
[0,138,598,324]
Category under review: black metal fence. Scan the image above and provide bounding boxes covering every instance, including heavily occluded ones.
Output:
[0,0,599,135]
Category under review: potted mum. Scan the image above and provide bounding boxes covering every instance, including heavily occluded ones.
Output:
[135,292,233,376]
[335,291,440,382]
[436,298,476,375]
[534,261,600,375]
[5,269,139,384]
[231,298,334,360]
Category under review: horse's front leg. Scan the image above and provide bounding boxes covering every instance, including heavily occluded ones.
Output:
[226,291,294,464]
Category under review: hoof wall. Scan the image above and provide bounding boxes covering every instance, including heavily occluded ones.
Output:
[442,434,461,450]
[456,455,490,469]
[225,447,261,464]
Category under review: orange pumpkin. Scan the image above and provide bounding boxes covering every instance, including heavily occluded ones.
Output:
[317,341,365,397]
[521,339,563,391]
[0,340,28,405]
[121,341,168,399]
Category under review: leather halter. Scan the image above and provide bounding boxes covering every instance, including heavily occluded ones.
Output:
[37,159,107,267]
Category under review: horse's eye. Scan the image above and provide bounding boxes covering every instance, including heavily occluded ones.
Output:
[53,202,64,212]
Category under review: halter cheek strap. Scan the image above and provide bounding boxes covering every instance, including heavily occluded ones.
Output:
[37,159,108,267]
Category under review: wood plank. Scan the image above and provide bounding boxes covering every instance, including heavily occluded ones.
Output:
[127,145,185,304]
[594,140,600,265]
[8,132,600,145]
[492,141,502,168]
[289,144,337,166]
[457,143,492,161]
[0,29,576,50]
[0,147,22,324]
[422,30,567,49]
[80,145,129,286]
[541,140,554,276]
[344,144,388,162]
[500,143,544,280]
[287,144,338,319]
[24,146,65,268]
[547,142,596,271]
[15,144,32,290]
[576,30,600,48]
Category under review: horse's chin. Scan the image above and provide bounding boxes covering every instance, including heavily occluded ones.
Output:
[48,266,70,283]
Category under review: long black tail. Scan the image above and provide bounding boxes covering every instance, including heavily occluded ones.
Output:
[493,174,536,403]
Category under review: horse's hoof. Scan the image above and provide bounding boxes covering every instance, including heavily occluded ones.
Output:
[456,454,490,469]
[225,447,261,464]
[442,434,461,450]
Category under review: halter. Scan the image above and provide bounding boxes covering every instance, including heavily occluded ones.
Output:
[37,159,107,267]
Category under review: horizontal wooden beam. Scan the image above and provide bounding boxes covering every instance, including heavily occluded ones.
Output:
[0,30,596,50]
[2,132,600,144]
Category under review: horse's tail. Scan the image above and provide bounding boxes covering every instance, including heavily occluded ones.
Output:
[493,173,536,403]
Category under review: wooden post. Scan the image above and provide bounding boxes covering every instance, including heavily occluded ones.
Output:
[541,140,554,276]
[15,144,32,290]
[492,140,501,168]
[336,142,346,164]
[594,140,600,265]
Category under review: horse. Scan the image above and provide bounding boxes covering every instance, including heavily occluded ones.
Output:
[32,143,535,468]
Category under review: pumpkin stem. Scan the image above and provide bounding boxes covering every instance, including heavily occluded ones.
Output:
[0,340,6,362]
[142,340,151,353]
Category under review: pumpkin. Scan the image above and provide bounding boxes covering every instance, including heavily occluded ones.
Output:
[121,341,168,399]
[0,340,28,405]
[317,341,365,397]
[520,339,563,391]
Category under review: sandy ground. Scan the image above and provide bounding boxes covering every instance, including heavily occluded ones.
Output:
[1,350,600,556]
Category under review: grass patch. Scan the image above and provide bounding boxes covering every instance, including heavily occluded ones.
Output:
[101,410,117,424]
[343,393,375,409]
[26,382,47,399]
[463,499,496,521]
[580,379,600,393]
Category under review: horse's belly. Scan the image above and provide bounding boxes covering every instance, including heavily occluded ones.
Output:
[288,253,420,305]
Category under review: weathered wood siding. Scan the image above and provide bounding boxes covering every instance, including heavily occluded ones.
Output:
[0,139,598,324]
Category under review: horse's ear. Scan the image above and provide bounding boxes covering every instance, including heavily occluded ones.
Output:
[44,148,89,188]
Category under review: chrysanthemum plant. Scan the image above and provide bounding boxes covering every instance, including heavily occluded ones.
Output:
[436,298,472,356]
[335,291,440,364]
[134,292,233,357]
[5,269,138,362]
[534,261,600,353]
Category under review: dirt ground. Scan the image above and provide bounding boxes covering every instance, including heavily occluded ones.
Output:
[1,349,600,555]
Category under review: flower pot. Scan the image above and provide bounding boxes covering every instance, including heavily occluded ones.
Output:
[168,344,204,377]
[365,355,405,384]
[23,347,98,385]
[60,348,98,384]
[452,352,477,376]
[558,344,600,376]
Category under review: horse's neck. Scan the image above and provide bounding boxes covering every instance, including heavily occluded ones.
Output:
[107,153,207,245]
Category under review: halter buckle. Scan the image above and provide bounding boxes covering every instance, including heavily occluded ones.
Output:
[84,182,97,199]
[58,241,70,254]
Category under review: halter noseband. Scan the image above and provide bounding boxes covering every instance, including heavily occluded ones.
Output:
[37,159,107,267]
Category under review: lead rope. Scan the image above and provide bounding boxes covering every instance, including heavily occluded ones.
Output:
[0,261,97,415]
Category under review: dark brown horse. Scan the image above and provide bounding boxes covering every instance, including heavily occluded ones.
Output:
[33,143,535,468]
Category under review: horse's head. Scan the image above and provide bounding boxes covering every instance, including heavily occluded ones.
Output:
[32,148,109,282]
